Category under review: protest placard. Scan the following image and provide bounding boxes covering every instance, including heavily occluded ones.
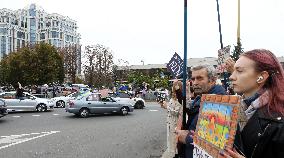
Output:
[167,52,184,78]
[193,94,240,158]
[216,45,231,73]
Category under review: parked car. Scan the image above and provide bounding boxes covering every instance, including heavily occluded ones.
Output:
[65,92,134,118]
[52,91,84,108]
[0,99,8,118]
[108,92,145,109]
[0,91,54,112]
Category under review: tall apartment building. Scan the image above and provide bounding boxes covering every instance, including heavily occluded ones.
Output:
[0,4,81,73]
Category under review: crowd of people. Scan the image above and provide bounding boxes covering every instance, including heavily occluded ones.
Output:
[171,49,284,158]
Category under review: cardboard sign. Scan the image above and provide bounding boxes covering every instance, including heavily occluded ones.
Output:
[193,144,213,158]
[216,45,231,73]
[167,52,184,78]
[193,94,240,158]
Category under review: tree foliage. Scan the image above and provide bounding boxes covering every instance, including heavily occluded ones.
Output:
[113,59,130,82]
[84,44,114,88]
[231,41,244,62]
[0,43,64,86]
[127,69,170,90]
[58,45,80,83]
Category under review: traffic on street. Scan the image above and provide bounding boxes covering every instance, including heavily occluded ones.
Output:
[0,102,167,158]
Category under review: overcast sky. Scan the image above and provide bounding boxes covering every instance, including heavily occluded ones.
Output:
[1,0,284,65]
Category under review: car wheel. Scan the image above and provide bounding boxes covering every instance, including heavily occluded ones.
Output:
[56,101,65,108]
[135,101,144,109]
[36,104,46,112]
[79,108,90,118]
[120,107,129,116]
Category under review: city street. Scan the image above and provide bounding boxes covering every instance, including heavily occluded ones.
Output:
[0,102,167,158]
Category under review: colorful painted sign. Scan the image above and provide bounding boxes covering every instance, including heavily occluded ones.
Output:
[193,94,240,158]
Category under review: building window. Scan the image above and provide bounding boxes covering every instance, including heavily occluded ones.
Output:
[22,40,25,46]
[1,36,6,55]
[46,22,50,27]
[40,33,45,40]
[8,37,11,53]
[17,39,20,48]
[17,31,25,39]
[0,28,7,34]
[51,31,59,38]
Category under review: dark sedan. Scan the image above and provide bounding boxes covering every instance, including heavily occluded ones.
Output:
[0,99,8,118]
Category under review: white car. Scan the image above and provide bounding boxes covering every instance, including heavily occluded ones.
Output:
[0,91,54,112]
[52,92,83,108]
[109,92,145,109]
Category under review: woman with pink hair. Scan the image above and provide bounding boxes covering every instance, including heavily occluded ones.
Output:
[224,49,284,158]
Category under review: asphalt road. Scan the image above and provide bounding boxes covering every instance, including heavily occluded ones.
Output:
[0,102,167,158]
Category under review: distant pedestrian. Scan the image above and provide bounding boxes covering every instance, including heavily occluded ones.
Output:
[15,82,24,99]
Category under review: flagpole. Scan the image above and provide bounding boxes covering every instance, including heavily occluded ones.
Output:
[216,0,223,49]
[216,0,229,90]
[182,0,187,129]
[237,0,240,43]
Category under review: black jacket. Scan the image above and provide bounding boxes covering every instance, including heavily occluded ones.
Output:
[234,107,284,158]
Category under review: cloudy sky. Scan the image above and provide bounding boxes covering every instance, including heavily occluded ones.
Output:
[1,0,284,65]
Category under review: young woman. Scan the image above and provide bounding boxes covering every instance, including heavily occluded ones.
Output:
[224,49,284,158]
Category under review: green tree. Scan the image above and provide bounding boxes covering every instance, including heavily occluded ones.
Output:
[84,44,114,88]
[0,43,64,86]
[127,70,170,90]
[231,41,244,62]
[58,45,80,83]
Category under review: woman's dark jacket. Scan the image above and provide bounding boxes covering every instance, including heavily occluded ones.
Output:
[234,105,284,158]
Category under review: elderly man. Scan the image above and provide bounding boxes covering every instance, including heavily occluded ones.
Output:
[175,64,227,158]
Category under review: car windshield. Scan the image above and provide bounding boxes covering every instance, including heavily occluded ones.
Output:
[68,92,82,98]
[75,91,91,100]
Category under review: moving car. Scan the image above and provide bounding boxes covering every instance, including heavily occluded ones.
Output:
[109,92,145,109]
[65,92,134,118]
[0,91,54,112]
[0,99,8,118]
[52,91,84,108]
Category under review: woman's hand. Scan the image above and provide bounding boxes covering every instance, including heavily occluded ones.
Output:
[225,57,235,73]
[221,147,245,158]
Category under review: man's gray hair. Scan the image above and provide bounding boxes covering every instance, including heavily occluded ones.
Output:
[191,64,217,81]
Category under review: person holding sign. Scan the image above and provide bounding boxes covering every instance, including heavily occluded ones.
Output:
[175,64,226,158]
[224,49,284,158]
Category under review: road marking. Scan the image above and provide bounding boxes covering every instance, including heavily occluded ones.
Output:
[0,131,60,150]
[53,114,59,116]
[149,110,158,112]
[12,116,21,118]
[32,115,40,117]
[30,133,40,135]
